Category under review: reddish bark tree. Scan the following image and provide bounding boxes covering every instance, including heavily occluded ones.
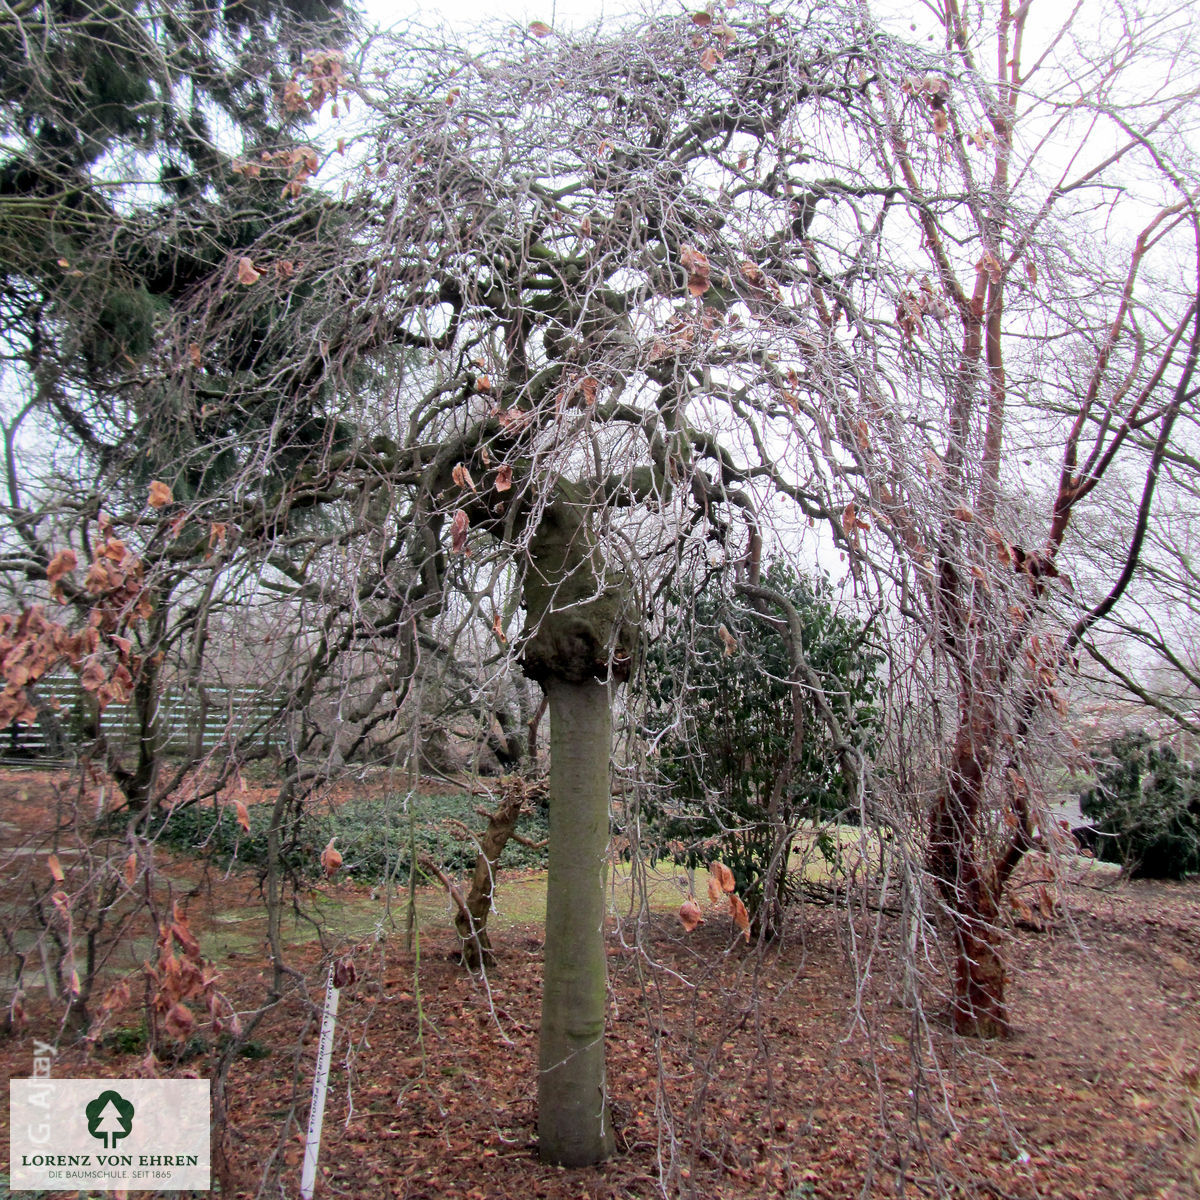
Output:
[854,0,1200,1034]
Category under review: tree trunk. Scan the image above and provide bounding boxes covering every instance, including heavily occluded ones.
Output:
[537,677,615,1166]
[519,491,630,1166]
[929,714,1011,1038]
[454,777,545,969]
[950,906,1008,1038]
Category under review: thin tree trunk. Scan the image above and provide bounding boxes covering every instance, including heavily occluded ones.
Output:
[538,677,615,1166]
[265,774,295,999]
[527,692,548,766]
[450,777,545,968]
[929,711,1011,1038]
[950,903,1008,1038]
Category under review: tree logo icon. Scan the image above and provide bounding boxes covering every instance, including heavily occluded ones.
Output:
[85,1089,135,1149]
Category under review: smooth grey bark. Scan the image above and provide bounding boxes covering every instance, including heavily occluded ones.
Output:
[518,491,630,1165]
[537,676,615,1166]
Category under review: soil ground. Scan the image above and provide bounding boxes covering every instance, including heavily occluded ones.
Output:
[0,768,1197,1200]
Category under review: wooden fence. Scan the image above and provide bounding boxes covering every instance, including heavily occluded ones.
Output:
[3,675,284,764]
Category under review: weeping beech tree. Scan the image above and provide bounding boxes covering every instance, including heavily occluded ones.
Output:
[161,4,893,1162]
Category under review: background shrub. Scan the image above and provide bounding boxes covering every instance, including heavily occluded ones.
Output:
[1079,732,1200,879]
[641,562,882,918]
[128,790,548,884]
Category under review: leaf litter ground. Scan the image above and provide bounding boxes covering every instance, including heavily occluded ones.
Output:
[0,768,1196,1199]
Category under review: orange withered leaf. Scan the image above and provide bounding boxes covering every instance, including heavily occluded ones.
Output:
[148,481,173,509]
[494,464,513,492]
[729,892,751,941]
[321,837,343,878]
[680,245,711,296]
[46,548,77,585]
[709,861,736,894]
[236,256,261,285]
[234,799,251,834]
[164,1001,196,1039]
[47,853,64,883]
[450,509,470,554]
[79,656,107,693]
[679,898,705,932]
[171,904,200,957]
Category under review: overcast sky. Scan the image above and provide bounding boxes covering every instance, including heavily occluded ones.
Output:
[366,0,647,35]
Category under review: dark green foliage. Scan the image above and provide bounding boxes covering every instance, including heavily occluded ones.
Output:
[129,790,548,885]
[90,286,161,368]
[0,0,355,492]
[1079,732,1200,879]
[642,563,882,915]
[101,1024,148,1056]
[103,1023,269,1063]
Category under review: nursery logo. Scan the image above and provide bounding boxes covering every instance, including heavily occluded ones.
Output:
[85,1088,135,1148]
[10,1078,209,1191]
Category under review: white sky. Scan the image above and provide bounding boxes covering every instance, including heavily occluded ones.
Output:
[368,0,638,32]
[365,0,948,39]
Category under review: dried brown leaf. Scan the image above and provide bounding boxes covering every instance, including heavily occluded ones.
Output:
[710,861,736,894]
[450,509,470,554]
[729,892,751,941]
[164,1002,195,1039]
[681,245,711,296]
[46,548,77,586]
[679,898,705,932]
[321,837,343,878]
